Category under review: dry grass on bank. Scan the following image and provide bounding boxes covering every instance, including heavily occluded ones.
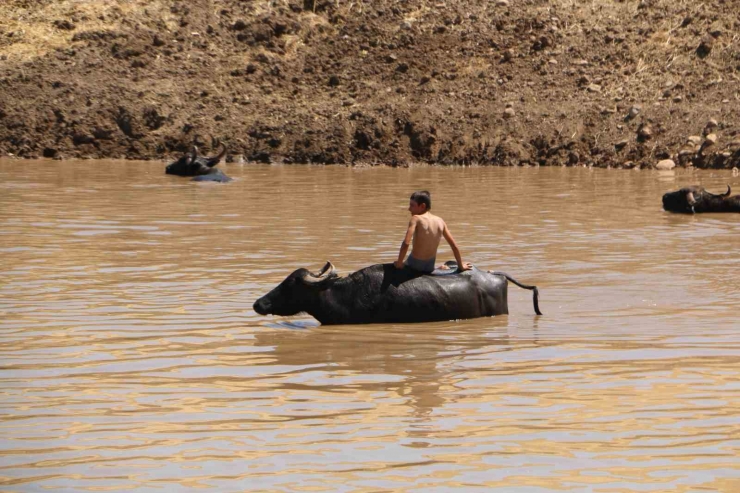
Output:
[0,0,178,61]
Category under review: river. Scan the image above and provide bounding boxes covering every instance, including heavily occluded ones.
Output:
[1,159,739,492]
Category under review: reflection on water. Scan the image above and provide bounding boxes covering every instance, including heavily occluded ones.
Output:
[1,160,739,491]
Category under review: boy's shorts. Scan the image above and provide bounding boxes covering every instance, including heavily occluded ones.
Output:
[405,255,436,273]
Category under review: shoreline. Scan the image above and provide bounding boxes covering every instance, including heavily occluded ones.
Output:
[2,153,739,172]
[2,0,739,171]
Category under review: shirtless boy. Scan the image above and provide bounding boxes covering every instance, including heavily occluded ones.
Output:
[394,190,473,273]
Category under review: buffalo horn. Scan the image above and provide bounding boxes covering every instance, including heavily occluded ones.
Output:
[182,146,196,165]
[686,191,696,205]
[206,143,227,167]
[315,261,335,277]
[303,261,335,283]
[720,185,731,197]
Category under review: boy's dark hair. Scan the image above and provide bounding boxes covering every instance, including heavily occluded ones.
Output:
[410,190,431,210]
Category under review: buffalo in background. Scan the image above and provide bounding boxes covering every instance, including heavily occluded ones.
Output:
[662,185,740,213]
[253,261,542,325]
[165,144,231,182]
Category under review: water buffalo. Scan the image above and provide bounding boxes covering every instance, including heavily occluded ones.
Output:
[165,144,231,182]
[662,185,740,213]
[253,261,542,325]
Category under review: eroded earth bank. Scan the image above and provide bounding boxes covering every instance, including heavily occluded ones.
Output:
[1,0,739,168]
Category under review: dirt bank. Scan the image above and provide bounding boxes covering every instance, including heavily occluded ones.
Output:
[1,0,739,168]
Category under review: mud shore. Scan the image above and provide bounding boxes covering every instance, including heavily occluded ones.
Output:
[1,0,739,169]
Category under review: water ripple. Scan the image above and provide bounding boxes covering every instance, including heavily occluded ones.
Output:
[1,162,739,491]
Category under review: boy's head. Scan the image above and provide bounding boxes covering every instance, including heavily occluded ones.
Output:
[409,190,431,213]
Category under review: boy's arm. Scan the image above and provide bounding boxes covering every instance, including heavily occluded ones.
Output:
[442,223,472,271]
[395,217,417,268]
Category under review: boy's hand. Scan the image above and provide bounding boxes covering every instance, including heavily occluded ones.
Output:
[458,262,473,271]
[394,260,405,269]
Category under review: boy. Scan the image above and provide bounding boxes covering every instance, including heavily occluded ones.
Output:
[394,190,473,273]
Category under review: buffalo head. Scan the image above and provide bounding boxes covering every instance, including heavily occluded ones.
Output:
[165,144,227,177]
[662,185,739,213]
[253,262,337,316]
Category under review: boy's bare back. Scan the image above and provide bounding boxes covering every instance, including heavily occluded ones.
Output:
[409,212,445,261]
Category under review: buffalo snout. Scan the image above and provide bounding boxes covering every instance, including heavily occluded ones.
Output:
[662,190,692,213]
[661,192,675,210]
[253,298,271,315]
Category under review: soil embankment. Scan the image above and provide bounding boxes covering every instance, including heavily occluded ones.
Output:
[1,0,739,168]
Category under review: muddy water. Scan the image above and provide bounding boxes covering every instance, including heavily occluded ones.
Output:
[1,159,739,492]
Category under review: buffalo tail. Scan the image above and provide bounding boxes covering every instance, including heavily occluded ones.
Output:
[490,271,542,316]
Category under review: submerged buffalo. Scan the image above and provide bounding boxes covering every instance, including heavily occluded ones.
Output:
[253,261,542,325]
[165,145,231,182]
[662,185,740,213]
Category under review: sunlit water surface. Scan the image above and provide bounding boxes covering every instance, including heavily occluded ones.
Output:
[1,160,739,492]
